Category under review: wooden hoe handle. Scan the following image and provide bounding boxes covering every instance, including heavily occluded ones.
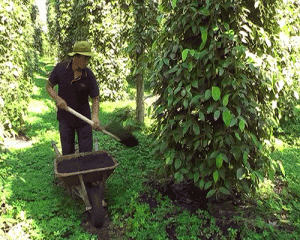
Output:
[66,107,121,141]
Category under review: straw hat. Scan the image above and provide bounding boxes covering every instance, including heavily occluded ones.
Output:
[68,41,96,57]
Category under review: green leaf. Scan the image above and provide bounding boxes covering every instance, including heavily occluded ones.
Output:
[166,66,179,75]
[199,26,208,50]
[182,49,189,61]
[251,133,259,146]
[200,7,210,16]
[214,110,220,120]
[188,62,193,72]
[235,131,241,141]
[222,94,230,106]
[190,95,201,105]
[278,161,285,176]
[239,119,246,132]
[216,154,223,168]
[194,140,200,150]
[251,172,256,181]
[254,170,264,181]
[175,159,182,170]
[174,172,183,181]
[210,151,219,159]
[230,118,237,127]
[183,123,190,135]
[232,147,241,160]
[236,168,244,180]
[183,99,189,109]
[163,58,170,66]
[205,90,211,100]
[218,167,225,179]
[206,189,216,198]
[172,0,177,8]
[224,22,230,30]
[222,154,228,163]
[192,80,198,88]
[194,49,208,60]
[174,86,181,94]
[213,170,219,182]
[199,111,205,121]
[207,104,214,114]
[166,156,173,165]
[194,172,200,182]
[240,180,251,193]
[217,67,224,76]
[219,187,230,195]
[224,179,232,190]
[181,168,189,174]
[167,95,173,106]
[199,179,205,189]
[204,181,212,190]
[243,151,248,162]
[222,110,232,126]
[212,86,221,101]
[193,124,200,135]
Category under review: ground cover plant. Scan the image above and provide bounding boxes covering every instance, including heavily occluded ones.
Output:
[0,57,300,239]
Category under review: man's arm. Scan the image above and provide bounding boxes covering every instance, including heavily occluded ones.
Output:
[45,81,68,110]
[91,96,101,129]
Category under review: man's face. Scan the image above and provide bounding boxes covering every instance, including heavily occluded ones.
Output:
[76,55,90,69]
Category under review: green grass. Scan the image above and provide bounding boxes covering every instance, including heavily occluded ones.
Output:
[1,57,300,239]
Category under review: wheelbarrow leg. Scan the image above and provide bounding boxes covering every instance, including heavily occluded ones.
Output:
[73,175,92,211]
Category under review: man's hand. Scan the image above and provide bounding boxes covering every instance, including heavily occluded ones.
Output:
[56,97,68,111]
[92,115,102,131]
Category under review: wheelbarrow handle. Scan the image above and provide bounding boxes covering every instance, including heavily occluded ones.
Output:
[51,141,62,157]
[66,107,121,142]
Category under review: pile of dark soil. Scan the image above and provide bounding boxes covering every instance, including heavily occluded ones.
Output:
[57,153,115,174]
[145,178,209,212]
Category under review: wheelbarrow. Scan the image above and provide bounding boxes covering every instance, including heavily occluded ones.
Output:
[51,140,118,228]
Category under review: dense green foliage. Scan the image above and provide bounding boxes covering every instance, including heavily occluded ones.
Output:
[0,0,42,138]
[46,0,130,101]
[274,0,300,123]
[150,0,298,198]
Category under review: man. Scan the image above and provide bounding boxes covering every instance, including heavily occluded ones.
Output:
[46,41,101,155]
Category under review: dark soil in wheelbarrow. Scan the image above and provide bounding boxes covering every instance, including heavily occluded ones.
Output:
[57,153,115,174]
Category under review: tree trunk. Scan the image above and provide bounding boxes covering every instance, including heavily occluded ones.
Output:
[136,73,144,123]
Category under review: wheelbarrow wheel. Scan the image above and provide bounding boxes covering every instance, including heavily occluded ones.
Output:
[87,185,106,228]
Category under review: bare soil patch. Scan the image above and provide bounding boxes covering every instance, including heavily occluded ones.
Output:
[1,132,33,150]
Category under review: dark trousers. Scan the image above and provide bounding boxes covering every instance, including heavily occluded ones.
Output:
[59,121,93,155]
